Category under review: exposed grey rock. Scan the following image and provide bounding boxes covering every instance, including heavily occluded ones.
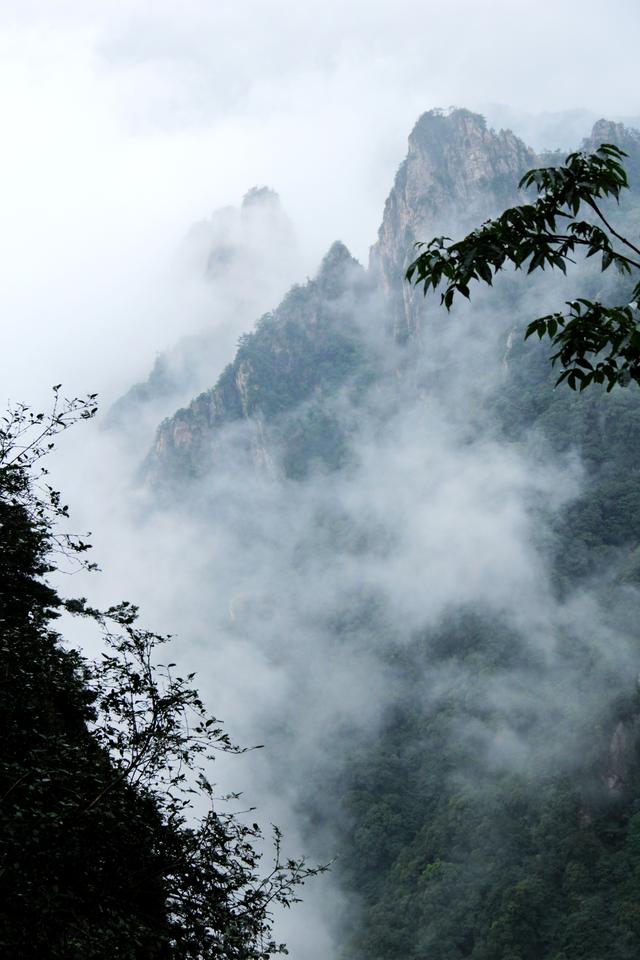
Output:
[603,717,640,792]
[369,108,537,342]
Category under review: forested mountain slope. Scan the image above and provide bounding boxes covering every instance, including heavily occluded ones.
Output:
[146,240,376,483]
[142,109,640,959]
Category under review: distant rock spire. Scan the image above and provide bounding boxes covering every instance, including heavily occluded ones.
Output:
[241,186,282,209]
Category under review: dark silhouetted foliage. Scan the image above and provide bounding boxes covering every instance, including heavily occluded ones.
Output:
[0,391,320,959]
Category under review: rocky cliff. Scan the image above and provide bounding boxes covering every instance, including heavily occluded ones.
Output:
[369,108,537,341]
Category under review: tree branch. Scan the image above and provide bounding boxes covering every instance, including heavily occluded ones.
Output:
[584,196,640,261]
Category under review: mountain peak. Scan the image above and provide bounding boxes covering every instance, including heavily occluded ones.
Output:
[319,240,358,273]
[403,107,535,199]
[370,106,537,341]
[315,241,363,300]
[241,186,282,210]
[408,107,488,147]
[582,118,640,186]
[585,118,639,148]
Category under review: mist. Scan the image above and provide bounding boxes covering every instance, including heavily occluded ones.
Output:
[4,3,640,958]
[51,271,639,959]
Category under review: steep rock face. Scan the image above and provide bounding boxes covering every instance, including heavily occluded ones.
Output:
[369,108,538,341]
[146,242,370,483]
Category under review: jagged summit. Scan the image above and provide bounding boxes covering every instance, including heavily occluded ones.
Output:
[406,108,535,190]
[582,119,640,185]
[320,240,357,269]
[409,106,488,146]
[369,107,537,341]
[316,240,362,287]
[239,186,293,241]
[242,185,281,209]
[584,118,640,150]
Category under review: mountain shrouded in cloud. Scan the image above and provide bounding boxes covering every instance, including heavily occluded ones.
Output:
[148,110,540,482]
[4,3,640,957]
[102,108,640,959]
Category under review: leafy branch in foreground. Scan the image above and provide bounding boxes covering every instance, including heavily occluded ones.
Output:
[406,143,640,390]
[0,390,325,960]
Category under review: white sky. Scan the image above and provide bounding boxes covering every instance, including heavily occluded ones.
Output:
[1,0,638,403]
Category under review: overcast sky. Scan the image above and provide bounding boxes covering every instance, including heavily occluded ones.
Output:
[1,0,638,403]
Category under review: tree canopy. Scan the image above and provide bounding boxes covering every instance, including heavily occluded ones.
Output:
[406,143,640,391]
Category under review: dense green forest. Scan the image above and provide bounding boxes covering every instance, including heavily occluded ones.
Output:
[335,352,640,959]
[334,127,640,958]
